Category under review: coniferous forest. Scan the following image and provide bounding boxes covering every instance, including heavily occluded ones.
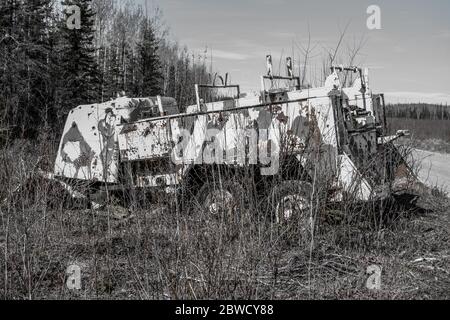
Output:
[0,0,209,141]
[386,103,450,120]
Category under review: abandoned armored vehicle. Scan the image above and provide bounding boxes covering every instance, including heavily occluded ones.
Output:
[51,58,411,221]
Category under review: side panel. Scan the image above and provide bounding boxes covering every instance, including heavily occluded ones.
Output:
[54,104,122,183]
[118,119,176,161]
[117,92,340,180]
[337,153,372,201]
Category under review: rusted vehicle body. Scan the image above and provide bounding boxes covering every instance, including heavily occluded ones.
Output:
[52,59,410,218]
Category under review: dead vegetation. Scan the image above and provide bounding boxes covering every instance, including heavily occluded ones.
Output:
[0,140,448,300]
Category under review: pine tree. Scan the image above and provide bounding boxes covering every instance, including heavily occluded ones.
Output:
[136,18,162,97]
[0,0,210,140]
[166,64,176,98]
[58,0,100,118]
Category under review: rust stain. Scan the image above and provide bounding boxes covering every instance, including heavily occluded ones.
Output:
[276,112,288,123]
[120,124,137,134]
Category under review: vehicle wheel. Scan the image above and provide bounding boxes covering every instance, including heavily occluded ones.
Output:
[194,179,244,222]
[269,180,314,231]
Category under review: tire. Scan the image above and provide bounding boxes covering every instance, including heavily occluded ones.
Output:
[268,180,314,232]
[194,178,245,223]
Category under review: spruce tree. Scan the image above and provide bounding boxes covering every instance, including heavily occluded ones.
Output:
[166,64,176,98]
[58,0,99,117]
[136,18,162,97]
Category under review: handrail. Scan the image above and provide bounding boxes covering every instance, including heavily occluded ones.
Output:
[120,97,319,125]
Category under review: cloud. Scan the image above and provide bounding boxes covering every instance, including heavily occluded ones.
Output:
[210,49,252,61]
[247,0,286,5]
[364,63,385,70]
[384,92,450,105]
[433,30,450,39]
[392,45,406,53]
[267,31,296,39]
[367,66,385,70]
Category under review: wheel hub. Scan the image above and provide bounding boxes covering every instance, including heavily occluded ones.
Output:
[205,189,234,215]
[275,194,310,224]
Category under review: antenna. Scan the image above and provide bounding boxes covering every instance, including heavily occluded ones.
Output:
[210,47,213,77]
[266,55,273,77]
[218,75,224,86]
[286,57,293,78]
[156,95,164,116]
[364,68,369,91]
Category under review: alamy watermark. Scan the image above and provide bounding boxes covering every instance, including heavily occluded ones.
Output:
[64,5,81,30]
[64,262,382,291]
[366,264,382,290]
[171,128,281,175]
[66,264,82,290]
[367,5,382,30]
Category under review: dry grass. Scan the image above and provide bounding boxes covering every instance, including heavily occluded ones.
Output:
[0,141,449,300]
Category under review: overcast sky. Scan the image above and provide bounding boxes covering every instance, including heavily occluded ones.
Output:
[139,0,450,104]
